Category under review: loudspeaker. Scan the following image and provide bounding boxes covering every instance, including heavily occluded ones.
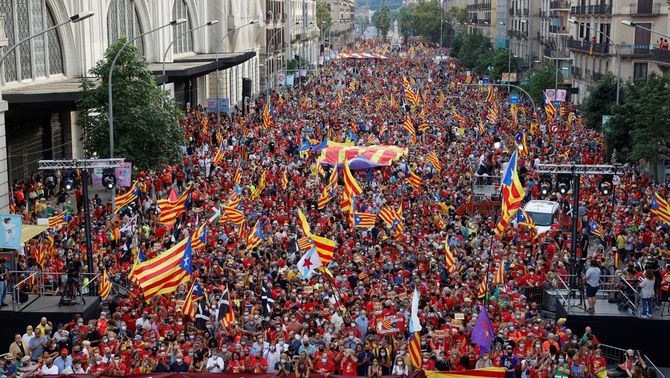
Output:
[242,78,252,98]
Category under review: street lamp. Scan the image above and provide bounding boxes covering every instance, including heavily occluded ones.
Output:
[621,20,670,39]
[520,20,533,70]
[499,21,512,92]
[215,19,259,126]
[568,18,621,105]
[0,11,94,68]
[108,19,187,162]
[162,20,219,83]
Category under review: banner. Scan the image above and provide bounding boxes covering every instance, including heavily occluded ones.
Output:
[92,161,133,188]
[317,145,408,169]
[544,89,567,102]
[207,98,230,113]
[286,74,295,87]
[0,214,23,249]
[374,314,406,335]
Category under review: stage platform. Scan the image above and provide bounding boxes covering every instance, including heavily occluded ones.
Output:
[555,294,670,366]
[0,295,100,352]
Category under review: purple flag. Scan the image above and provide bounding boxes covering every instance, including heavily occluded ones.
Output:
[471,306,495,355]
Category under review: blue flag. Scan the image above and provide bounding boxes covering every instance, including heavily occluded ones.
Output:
[471,306,494,355]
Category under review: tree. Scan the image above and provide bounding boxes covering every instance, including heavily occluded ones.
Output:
[77,38,184,171]
[489,49,518,83]
[447,6,468,24]
[412,1,443,44]
[397,5,415,44]
[372,6,391,41]
[316,2,332,39]
[521,63,558,106]
[580,73,617,130]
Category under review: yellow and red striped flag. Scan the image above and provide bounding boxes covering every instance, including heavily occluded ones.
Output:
[281,169,289,190]
[343,159,363,199]
[113,181,139,213]
[233,170,242,185]
[477,277,488,299]
[492,261,505,285]
[133,236,193,302]
[190,223,207,250]
[353,212,377,228]
[651,193,670,225]
[403,114,416,144]
[318,167,338,209]
[47,212,72,229]
[181,281,197,319]
[444,239,456,268]
[99,270,112,301]
[263,104,272,129]
[223,205,245,226]
[297,208,336,265]
[426,151,442,171]
[406,168,422,191]
[157,187,191,225]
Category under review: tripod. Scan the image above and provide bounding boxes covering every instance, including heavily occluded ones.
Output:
[58,273,85,306]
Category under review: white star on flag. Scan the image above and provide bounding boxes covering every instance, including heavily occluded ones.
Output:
[296,246,322,280]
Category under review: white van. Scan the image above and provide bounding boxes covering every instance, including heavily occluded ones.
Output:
[523,200,561,234]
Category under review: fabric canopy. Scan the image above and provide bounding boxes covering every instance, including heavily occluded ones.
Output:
[335,52,387,59]
[20,224,49,244]
[317,145,407,169]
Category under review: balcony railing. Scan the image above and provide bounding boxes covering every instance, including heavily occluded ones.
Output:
[571,66,582,79]
[626,3,661,15]
[549,0,570,9]
[651,48,670,65]
[479,3,491,10]
[524,8,529,15]
[544,48,572,59]
[567,38,610,54]
[467,4,478,10]
[570,4,612,15]
[549,25,569,34]
[618,43,652,56]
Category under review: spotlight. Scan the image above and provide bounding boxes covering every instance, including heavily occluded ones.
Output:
[62,169,76,191]
[599,175,613,195]
[556,173,572,195]
[539,173,552,196]
[44,170,56,191]
[102,168,117,190]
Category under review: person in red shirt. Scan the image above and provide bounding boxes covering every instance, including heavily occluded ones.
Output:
[314,354,336,377]
[340,349,358,376]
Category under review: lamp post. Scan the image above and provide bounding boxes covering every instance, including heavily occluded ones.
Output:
[440,0,444,49]
[499,21,512,92]
[621,20,670,40]
[108,19,186,161]
[0,11,94,68]
[162,20,219,87]
[569,18,621,105]
[519,20,533,70]
[215,20,259,126]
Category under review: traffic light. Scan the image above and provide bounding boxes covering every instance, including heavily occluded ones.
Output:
[102,168,117,190]
[556,173,572,195]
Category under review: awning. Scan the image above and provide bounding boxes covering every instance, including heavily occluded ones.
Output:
[149,51,256,82]
[20,224,49,244]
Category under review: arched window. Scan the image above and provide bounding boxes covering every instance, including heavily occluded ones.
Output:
[172,0,193,54]
[0,0,64,84]
[107,0,144,55]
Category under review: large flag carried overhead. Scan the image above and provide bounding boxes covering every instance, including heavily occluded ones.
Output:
[495,150,526,235]
[471,306,495,355]
[133,236,193,302]
[114,181,139,213]
[297,208,336,265]
[650,193,670,225]
[408,287,423,369]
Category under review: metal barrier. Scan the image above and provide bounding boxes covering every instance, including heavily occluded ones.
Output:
[522,286,544,306]
[553,273,640,314]
[644,354,665,378]
[7,270,101,310]
[599,344,665,378]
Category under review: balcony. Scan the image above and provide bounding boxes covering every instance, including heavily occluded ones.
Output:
[592,72,603,82]
[571,66,582,79]
[549,0,570,10]
[524,8,529,15]
[626,2,661,15]
[619,43,651,57]
[549,25,569,34]
[479,3,491,9]
[570,4,612,15]
[651,48,670,66]
[544,47,572,59]
[567,38,610,54]
[467,4,478,10]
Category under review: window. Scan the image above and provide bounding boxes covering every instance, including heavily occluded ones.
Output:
[633,62,648,80]
[107,0,144,55]
[0,0,64,84]
[172,0,193,54]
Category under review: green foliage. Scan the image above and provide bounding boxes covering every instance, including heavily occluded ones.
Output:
[77,38,184,171]
[411,1,443,44]
[287,57,308,71]
[489,49,518,82]
[372,6,391,41]
[316,2,332,39]
[580,73,616,130]
[521,63,558,106]
[397,5,414,43]
[451,30,493,71]
[447,6,468,24]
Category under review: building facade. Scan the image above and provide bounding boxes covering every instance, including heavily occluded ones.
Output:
[508,0,541,70]
[323,0,356,49]
[0,0,269,211]
[567,0,670,102]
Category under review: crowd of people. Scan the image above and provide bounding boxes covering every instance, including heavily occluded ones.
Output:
[5,39,669,377]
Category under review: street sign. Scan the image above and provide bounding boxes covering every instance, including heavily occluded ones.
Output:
[552,101,560,108]
[510,94,520,104]
[483,76,490,84]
